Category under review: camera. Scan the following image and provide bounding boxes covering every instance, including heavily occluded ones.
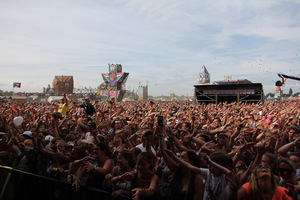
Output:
[157,115,163,126]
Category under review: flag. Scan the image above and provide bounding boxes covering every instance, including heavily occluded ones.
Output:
[13,82,21,88]
[12,107,15,112]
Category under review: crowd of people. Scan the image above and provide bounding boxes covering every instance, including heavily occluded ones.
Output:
[0,96,300,200]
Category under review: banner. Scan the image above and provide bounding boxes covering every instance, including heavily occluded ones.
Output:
[203,89,255,95]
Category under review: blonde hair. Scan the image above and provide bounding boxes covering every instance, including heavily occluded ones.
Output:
[250,166,277,200]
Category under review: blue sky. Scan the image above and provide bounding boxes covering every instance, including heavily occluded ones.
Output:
[0,0,300,96]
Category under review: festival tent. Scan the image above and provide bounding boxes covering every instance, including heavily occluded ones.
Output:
[266,96,274,101]
[47,96,64,103]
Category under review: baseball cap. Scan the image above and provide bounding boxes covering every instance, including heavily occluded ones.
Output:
[21,131,33,138]
[45,135,54,142]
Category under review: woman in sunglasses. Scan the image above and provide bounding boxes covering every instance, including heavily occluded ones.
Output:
[238,163,292,199]
[278,157,299,199]
[72,142,113,190]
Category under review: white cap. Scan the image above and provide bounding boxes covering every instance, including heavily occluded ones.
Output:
[21,131,32,138]
[45,135,54,142]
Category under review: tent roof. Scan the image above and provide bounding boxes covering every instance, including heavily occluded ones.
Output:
[199,65,209,74]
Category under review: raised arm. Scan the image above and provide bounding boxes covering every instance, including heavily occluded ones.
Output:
[170,133,190,152]
[165,149,202,174]
[63,94,68,107]
[191,136,206,147]
[158,130,178,172]
[277,137,300,156]
[230,127,241,148]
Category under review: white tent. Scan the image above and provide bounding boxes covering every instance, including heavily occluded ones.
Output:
[47,96,63,103]
[288,96,294,100]
[266,96,274,101]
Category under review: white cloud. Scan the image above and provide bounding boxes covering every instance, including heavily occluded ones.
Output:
[0,0,299,96]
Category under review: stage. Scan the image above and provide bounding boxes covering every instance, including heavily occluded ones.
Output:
[194,83,263,104]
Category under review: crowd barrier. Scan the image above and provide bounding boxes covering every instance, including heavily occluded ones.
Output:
[0,166,130,200]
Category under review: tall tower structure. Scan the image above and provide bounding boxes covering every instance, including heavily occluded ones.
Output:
[198,65,210,84]
[101,63,129,102]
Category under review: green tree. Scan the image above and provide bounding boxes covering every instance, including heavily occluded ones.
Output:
[265,93,274,98]
[3,91,13,96]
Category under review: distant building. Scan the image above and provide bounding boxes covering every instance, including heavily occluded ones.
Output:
[52,76,74,95]
[11,95,33,103]
[138,85,148,101]
[43,84,55,95]
[170,93,175,100]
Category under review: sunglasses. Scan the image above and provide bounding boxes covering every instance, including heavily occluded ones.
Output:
[257,164,271,169]
[93,148,101,151]
[279,168,294,174]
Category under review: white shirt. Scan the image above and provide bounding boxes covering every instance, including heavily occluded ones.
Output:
[296,169,300,178]
[85,132,94,143]
[200,168,230,200]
